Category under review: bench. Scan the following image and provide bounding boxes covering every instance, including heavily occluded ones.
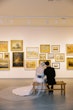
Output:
[33,81,66,95]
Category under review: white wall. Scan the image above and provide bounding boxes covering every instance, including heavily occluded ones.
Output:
[0,26,73,78]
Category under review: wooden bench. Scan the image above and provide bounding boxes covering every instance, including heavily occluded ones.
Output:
[33,81,66,95]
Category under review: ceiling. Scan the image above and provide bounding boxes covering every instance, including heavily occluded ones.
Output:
[0,0,73,26]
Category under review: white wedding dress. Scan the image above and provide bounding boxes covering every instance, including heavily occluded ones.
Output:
[12,64,46,96]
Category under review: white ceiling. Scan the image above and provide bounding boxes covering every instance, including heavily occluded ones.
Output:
[0,0,73,26]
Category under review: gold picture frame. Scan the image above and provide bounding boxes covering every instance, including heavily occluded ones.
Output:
[25,60,37,70]
[40,44,50,53]
[26,47,39,59]
[67,57,73,69]
[0,60,10,70]
[12,52,24,67]
[55,53,65,62]
[0,41,8,52]
[66,44,73,55]
[39,54,46,60]
[51,45,60,53]
[39,60,51,66]
[11,40,23,51]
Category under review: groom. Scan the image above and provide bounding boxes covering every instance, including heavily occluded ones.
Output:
[44,61,56,94]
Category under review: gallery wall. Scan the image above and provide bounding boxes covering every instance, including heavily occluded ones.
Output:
[0,26,73,78]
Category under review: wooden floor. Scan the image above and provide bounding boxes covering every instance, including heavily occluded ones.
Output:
[0,78,72,110]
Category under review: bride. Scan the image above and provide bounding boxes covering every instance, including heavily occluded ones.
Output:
[12,62,46,96]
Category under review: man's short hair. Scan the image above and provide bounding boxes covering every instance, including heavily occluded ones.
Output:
[45,61,49,65]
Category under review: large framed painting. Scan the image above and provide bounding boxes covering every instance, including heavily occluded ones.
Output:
[11,40,23,51]
[25,60,37,70]
[66,44,73,55]
[39,60,51,66]
[0,60,10,70]
[55,53,65,62]
[0,41,8,52]
[39,54,46,60]
[51,45,60,53]
[40,44,50,53]
[52,63,60,69]
[67,57,73,69]
[12,52,24,67]
[26,47,39,59]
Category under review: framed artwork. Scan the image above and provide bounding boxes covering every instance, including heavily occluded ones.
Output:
[39,54,46,60]
[55,53,65,62]
[0,60,10,70]
[40,44,50,53]
[67,58,73,69]
[0,53,3,59]
[66,44,73,55]
[11,40,23,51]
[25,60,37,70]
[4,53,9,60]
[51,45,60,53]
[12,52,24,67]
[26,47,39,59]
[39,60,51,66]
[52,63,60,69]
[47,53,54,59]
[0,41,8,52]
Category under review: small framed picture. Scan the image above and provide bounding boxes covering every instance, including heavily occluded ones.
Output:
[39,54,46,60]
[66,44,73,55]
[40,44,50,53]
[67,57,73,69]
[52,63,60,69]
[51,45,60,53]
[39,60,51,66]
[47,53,54,59]
[55,53,65,62]
[4,53,9,60]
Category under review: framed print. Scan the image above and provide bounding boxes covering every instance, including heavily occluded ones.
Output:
[52,63,60,69]
[47,53,54,59]
[67,58,73,69]
[55,53,65,62]
[12,52,24,67]
[26,47,39,59]
[11,40,23,51]
[51,45,60,53]
[39,60,51,66]
[39,54,46,60]
[4,53,9,60]
[25,60,37,70]
[0,60,10,70]
[0,41,8,52]
[40,44,50,53]
[66,44,73,55]
[0,53,3,59]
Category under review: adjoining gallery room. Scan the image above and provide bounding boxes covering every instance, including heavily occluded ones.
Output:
[0,0,73,110]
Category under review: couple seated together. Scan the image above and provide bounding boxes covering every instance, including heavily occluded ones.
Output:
[12,61,56,96]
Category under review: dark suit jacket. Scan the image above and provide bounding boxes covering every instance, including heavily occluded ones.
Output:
[44,66,56,85]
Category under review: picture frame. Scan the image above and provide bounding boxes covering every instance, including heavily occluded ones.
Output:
[12,52,24,67]
[51,45,60,53]
[0,41,8,52]
[11,40,23,51]
[0,53,3,59]
[47,53,54,59]
[55,53,65,62]
[39,60,51,66]
[52,63,60,69]
[67,57,73,69]
[26,47,39,59]
[66,44,73,55]
[4,53,9,60]
[39,54,46,60]
[0,60,10,70]
[40,44,50,53]
[25,60,37,70]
